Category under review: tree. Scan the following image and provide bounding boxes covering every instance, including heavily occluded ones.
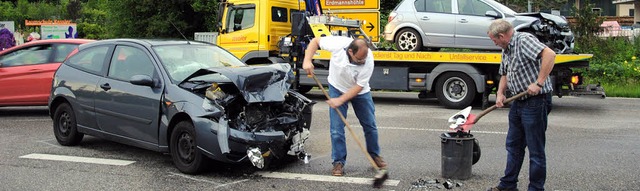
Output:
[496,0,567,12]
[67,0,82,20]
[105,0,214,39]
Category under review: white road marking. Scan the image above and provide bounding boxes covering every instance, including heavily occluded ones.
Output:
[168,172,221,184]
[214,179,250,189]
[5,119,50,122]
[256,171,400,186]
[168,172,249,188]
[19,153,135,166]
[37,140,63,148]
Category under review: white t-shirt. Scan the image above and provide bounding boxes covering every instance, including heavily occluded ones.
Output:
[318,36,374,95]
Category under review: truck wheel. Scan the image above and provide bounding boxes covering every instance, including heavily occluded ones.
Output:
[435,72,477,109]
[53,102,84,146]
[394,28,422,51]
[170,121,208,174]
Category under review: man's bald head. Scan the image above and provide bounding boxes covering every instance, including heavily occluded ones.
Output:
[348,38,368,55]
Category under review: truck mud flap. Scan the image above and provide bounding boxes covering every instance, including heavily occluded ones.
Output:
[568,84,606,99]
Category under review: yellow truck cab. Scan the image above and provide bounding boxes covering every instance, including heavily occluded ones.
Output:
[216,0,302,64]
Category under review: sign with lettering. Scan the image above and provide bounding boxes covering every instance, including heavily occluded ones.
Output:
[321,0,379,10]
[25,20,73,26]
[41,24,78,39]
[331,11,380,42]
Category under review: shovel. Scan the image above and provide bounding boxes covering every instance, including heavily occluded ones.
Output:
[455,92,528,132]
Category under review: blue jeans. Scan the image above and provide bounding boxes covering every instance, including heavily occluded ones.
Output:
[328,84,381,166]
[499,94,551,191]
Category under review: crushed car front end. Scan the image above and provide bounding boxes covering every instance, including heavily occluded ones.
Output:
[515,12,575,54]
[175,63,315,168]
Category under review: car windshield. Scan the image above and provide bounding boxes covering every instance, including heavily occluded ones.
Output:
[485,0,517,15]
[153,44,246,83]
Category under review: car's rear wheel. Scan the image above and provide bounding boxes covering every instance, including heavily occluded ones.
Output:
[53,103,84,146]
[170,121,207,174]
[435,72,477,109]
[395,28,422,51]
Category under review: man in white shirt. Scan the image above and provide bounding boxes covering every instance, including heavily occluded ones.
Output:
[302,36,386,176]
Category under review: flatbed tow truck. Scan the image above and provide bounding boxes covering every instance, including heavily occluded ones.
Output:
[195,0,605,109]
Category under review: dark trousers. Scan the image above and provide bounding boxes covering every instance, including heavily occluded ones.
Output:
[499,94,551,191]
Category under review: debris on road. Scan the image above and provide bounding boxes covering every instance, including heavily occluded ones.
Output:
[408,177,463,190]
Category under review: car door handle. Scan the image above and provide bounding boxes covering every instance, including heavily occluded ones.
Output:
[100,83,111,91]
[459,19,469,23]
[421,16,430,20]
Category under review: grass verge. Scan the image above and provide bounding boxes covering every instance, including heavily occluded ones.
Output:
[601,83,640,98]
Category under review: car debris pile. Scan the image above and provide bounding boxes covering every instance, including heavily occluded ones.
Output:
[408,178,463,190]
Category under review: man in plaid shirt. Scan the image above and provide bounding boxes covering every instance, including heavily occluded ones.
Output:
[486,19,556,191]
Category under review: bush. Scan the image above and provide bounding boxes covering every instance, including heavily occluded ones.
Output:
[571,3,640,85]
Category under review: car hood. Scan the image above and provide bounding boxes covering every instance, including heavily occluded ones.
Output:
[182,63,294,103]
[516,12,569,27]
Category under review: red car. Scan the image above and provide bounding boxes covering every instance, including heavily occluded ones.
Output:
[0,39,94,107]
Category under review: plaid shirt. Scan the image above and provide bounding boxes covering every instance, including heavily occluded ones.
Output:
[498,32,553,98]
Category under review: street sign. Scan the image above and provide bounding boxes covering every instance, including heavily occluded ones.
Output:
[321,0,379,10]
[331,11,380,42]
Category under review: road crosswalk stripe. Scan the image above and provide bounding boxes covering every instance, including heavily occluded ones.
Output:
[19,153,135,166]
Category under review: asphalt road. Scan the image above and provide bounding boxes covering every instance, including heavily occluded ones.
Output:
[1,91,639,191]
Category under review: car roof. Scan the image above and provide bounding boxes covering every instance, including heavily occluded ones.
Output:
[0,39,95,53]
[79,39,210,50]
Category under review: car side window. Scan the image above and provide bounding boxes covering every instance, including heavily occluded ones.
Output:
[458,0,495,16]
[53,43,80,62]
[418,0,452,13]
[226,5,256,32]
[66,46,109,74]
[0,45,52,67]
[108,46,155,81]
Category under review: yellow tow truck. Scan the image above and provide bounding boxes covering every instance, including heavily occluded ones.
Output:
[195,0,605,109]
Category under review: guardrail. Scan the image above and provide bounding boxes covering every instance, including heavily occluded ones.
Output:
[597,28,640,39]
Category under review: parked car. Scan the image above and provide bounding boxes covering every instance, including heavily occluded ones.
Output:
[48,39,315,174]
[383,0,574,53]
[0,39,94,107]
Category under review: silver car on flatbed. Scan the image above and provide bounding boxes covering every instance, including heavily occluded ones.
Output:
[383,0,574,53]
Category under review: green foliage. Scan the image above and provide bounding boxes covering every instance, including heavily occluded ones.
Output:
[495,0,567,12]
[380,0,400,15]
[105,0,213,39]
[601,83,640,98]
[570,3,639,87]
[570,3,603,38]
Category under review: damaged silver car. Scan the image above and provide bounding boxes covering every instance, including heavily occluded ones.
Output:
[48,39,315,174]
[383,0,574,53]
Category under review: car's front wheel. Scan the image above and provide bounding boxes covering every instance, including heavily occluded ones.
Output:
[170,121,207,174]
[53,102,84,146]
[394,28,422,51]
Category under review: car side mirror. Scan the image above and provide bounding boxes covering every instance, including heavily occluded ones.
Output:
[485,11,500,18]
[129,75,156,87]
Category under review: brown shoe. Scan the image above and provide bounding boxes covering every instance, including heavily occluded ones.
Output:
[373,156,387,169]
[332,163,343,176]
